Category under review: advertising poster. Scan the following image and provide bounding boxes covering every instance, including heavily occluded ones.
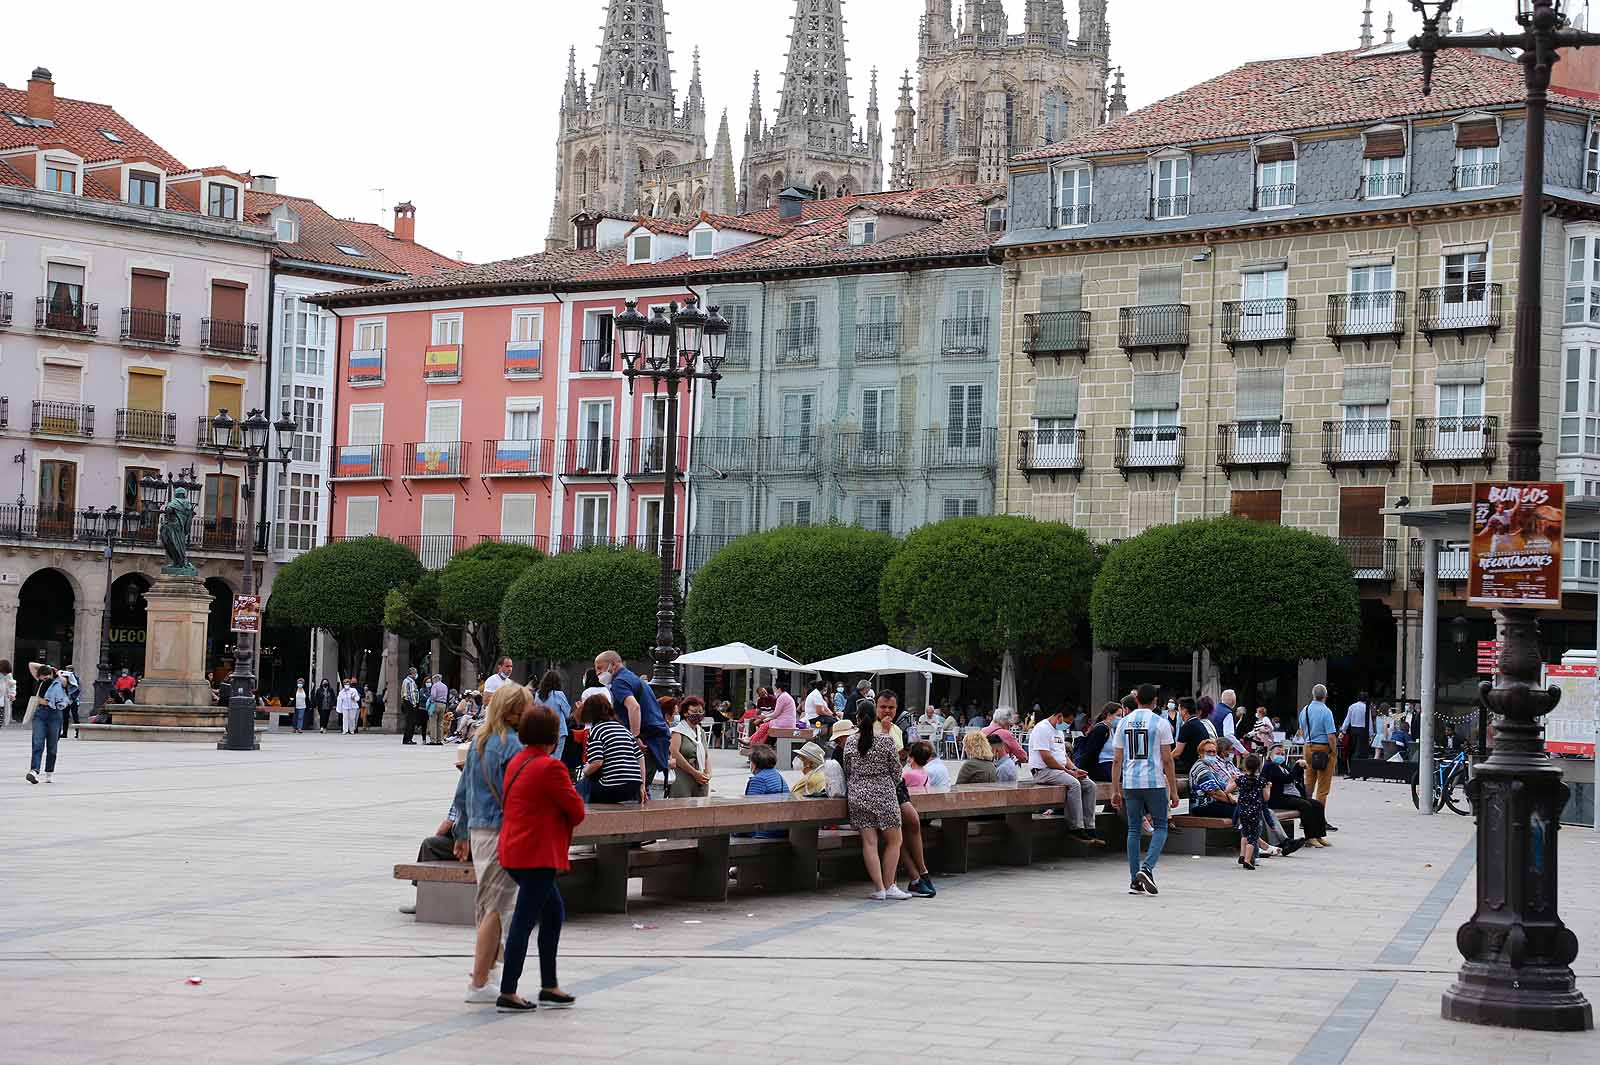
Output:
[1468,481,1564,609]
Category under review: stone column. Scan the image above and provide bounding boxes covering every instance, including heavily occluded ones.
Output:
[1297,658,1327,708]
[74,602,104,696]
[1091,646,1113,707]
[0,578,20,674]
[1393,607,1421,706]
[380,630,402,732]
[138,575,221,710]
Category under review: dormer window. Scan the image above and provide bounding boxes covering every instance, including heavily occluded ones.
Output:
[275,218,298,243]
[45,162,76,195]
[1362,127,1407,199]
[849,216,877,246]
[628,232,653,264]
[97,128,123,143]
[1254,141,1296,209]
[986,206,1008,233]
[1454,117,1501,190]
[690,228,714,258]
[1056,166,1092,226]
[206,181,238,220]
[128,171,160,207]
[1151,156,1190,219]
[575,219,598,249]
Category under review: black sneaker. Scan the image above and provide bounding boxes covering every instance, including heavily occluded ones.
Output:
[496,994,536,1013]
[1128,877,1146,895]
[1135,868,1158,895]
[1281,838,1305,856]
[25,771,37,784]
[1327,824,1340,832]
[538,989,576,1009]
[908,877,936,898]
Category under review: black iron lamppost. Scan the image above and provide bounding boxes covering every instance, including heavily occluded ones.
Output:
[1411,0,1594,1032]
[209,407,295,751]
[81,504,122,716]
[612,295,729,697]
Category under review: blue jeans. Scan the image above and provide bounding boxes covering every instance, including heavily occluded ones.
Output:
[500,868,564,997]
[31,707,64,773]
[1123,787,1170,880]
[293,706,308,730]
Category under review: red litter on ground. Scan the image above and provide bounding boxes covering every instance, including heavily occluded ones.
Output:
[185,977,203,986]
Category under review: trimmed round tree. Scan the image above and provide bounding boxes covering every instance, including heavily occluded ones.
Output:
[500,545,662,665]
[878,515,1096,667]
[1090,517,1360,663]
[386,540,542,673]
[267,536,424,674]
[684,524,899,663]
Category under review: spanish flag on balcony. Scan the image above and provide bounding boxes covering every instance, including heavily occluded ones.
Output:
[414,442,456,474]
[495,439,535,472]
[423,344,461,379]
[348,350,384,381]
[505,341,542,375]
[337,446,377,477]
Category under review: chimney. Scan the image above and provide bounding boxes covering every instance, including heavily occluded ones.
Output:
[26,66,55,124]
[393,201,416,242]
[251,174,277,194]
[777,185,812,221]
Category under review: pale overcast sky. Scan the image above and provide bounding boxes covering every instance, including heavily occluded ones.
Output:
[2,0,1510,264]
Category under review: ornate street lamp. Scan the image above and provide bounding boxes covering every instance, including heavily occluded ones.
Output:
[613,295,727,697]
[1410,0,1593,1031]
[208,407,295,751]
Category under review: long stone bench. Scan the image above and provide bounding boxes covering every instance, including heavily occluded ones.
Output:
[1163,808,1300,856]
[394,780,1112,923]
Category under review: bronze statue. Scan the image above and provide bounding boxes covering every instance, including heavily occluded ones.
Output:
[159,486,197,575]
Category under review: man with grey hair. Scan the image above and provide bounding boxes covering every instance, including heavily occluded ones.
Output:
[983,706,1026,764]
[1299,682,1338,807]
[1217,688,1247,757]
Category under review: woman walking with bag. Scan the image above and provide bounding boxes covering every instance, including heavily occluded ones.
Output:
[495,702,583,1013]
[843,702,911,901]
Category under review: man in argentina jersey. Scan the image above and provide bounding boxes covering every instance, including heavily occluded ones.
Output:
[1111,682,1179,897]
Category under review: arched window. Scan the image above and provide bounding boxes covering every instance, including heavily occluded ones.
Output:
[756,175,772,209]
[666,194,682,217]
[1043,92,1070,144]
[942,89,958,151]
[1005,91,1017,146]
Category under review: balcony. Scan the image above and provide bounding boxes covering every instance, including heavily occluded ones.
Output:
[480,533,551,554]
[560,438,616,477]
[504,340,542,379]
[689,436,758,478]
[0,505,265,554]
[194,517,271,554]
[1254,183,1296,209]
[777,326,819,365]
[403,441,467,478]
[1417,284,1503,340]
[941,316,989,357]
[1453,162,1499,189]
[347,348,385,385]
[1322,419,1402,472]
[834,430,911,474]
[1118,304,1190,354]
[579,338,613,373]
[553,533,625,554]
[855,321,904,360]
[198,416,244,451]
[626,436,688,479]
[687,532,741,574]
[1114,426,1185,477]
[617,534,684,569]
[201,318,260,357]
[1361,173,1406,199]
[1340,537,1398,582]
[760,435,824,476]
[1022,311,1089,359]
[1057,204,1091,227]
[0,291,11,327]
[330,443,392,481]
[481,438,552,477]
[397,534,466,570]
[32,401,94,438]
[723,329,752,368]
[35,298,98,337]
[421,343,462,382]
[119,308,181,347]
[1409,538,1472,587]
[1327,291,1405,347]
[1217,420,1292,473]
[923,426,996,471]
[1150,194,1190,219]
[115,408,177,446]
[1016,428,1084,478]
[1414,415,1498,470]
[1221,298,1296,351]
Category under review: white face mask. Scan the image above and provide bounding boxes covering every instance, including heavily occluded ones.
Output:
[792,756,807,772]
[1166,701,1176,711]
[597,670,614,686]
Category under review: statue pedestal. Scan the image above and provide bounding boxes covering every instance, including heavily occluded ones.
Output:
[79,573,251,743]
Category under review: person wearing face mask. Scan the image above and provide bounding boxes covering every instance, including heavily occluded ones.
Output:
[1261,742,1329,846]
[1079,702,1123,782]
[667,696,711,797]
[1027,706,1105,845]
[791,741,836,797]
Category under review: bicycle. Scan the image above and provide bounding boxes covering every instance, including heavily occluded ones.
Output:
[1410,746,1475,815]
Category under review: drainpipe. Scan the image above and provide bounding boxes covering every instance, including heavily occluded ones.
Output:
[1200,241,1218,517]
[1401,211,1422,709]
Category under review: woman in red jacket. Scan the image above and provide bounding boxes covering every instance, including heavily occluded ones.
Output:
[495,702,586,1012]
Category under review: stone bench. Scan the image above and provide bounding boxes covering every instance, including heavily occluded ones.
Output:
[1163,808,1300,856]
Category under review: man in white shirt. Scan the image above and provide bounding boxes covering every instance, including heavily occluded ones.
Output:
[1027,707,1104,845]
[1340,692,1371,766]
[481,657,513,699]
[336,679,361,735]
[400,668,421,745]
[916,706,945,744]
[802,678,830,726]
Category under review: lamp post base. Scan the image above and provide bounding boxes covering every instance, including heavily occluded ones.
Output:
[1442,963,1593,1031]
[219,693,260,751]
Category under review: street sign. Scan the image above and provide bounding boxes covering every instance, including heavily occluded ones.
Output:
[230,593,261,634]
[1468,481,1564,609]
[1477,639,1502,675]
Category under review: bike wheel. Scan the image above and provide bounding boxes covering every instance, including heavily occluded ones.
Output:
[1443,765,1472,816]
[1410,764,1422,809]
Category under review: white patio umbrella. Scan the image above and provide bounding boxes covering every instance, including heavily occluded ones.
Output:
[803,644,967,678]
[996,649,1018,715]
[673,642,816,673]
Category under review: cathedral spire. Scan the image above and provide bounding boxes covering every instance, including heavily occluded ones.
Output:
[687,46,705,115]
[777,0,852,127]
[711,108,736,215]
[1359,0,1374,48]
[594,0,675,105]
[562,45,582,114]
[1384,10,1395,44]
[891,69,916,191]
[1107,66,1127,122]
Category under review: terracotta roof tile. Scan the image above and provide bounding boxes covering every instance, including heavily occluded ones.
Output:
[243,191,463,278]
[335,219,463,277]
[1016,46,1600,162]
[0,84,186,170]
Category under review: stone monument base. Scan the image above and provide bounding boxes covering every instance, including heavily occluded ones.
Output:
[77,704,265,743]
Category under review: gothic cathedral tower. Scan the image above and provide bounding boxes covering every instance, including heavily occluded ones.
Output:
[545,0,736,249]
[739,0,883,212]
[896,0,1113,190]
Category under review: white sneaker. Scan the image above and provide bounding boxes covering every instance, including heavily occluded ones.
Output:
[464,983,498,1004]
[43,772,52,783]
[25,770,37,784]
[884,886,914,901]
[868,889,888,901]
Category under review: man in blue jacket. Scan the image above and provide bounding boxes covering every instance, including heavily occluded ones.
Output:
[27,662,70,784]
[597,649,669,799]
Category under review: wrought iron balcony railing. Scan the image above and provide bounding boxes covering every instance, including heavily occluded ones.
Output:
[760,434,824,475]
[1339,536,1398,582]
[397,534,466,570]
[1057,204,1091,227]
[777,326,819,365]
[36,298,97,335]
[1221,297,1296,348]
[481,438,552,477]
[855,321,904,360]
[690,436,758,478]
[1017,427,1085,475]
[625,436,688,478]
[1151,194,1190,219]
[1118,304,1190,352]
[1327,291,1405,343]
[0,291,12,327]
[834,430,911,473]
[1414,415,1498,467]
[200,318,259,356]
[723,329,752,367]
[1322,419,1402,470]
[1453,162,1499,189]
[1417,284,1503,337]
[1114,425,1186,474]
[403,440,467,478]
[120,307,181,346]
[1360,172,1406,199]
[115,408,177,446]
[923,426,996,471]
[1254,183,1296,209]
[32,400,94,438]
[198,416,244,450]
[579,338,613,372]
[560,438,616,477]
[941,316,989,356]
[1023,310,1089,358]
[330,443,392,480]
[1217,420,1292,470]
[1408,538,1472,587]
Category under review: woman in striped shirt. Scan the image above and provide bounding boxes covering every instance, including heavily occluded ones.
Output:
[580,692,645,804]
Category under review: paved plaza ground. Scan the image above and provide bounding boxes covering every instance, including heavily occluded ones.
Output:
[1,729,1597,1065]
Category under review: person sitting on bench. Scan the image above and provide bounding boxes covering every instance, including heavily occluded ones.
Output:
[399,744,472,915]
[791,741,838,797]
[1262,742,1330,848]
[1027,706,1104,846]
[955,728,997,783]
[991,732,1019,781]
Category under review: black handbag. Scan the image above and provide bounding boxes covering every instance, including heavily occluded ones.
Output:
[1302,705,1331,771]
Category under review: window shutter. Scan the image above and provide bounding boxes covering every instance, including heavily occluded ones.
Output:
[421,497,454,536]
[1363,129,1406,158]
[47,263,86,288]
[1435,359,1485,385]
[1040,275,1083,313]
[1236,368,1284,421]
[1131,372,1180,411]
[41,362,82,403]
[426,404,460,442]
[1255,141,1295,164]
[210,280,246,321]
[126,369,164,411]
[1230,489,1282,524]
[1338,486,1386,538]
[1455,119,1499,148]
[1137,265,1182,306]
[349,408,382,445]
[1432,483,1473,505]
[1034,375,1080,417]
[501,496,536,536]
[131,270,167,313]
[346,497,379,536]
[1341,364,1392,405]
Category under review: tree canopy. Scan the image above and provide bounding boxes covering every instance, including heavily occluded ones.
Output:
[386,540,542,671]
[500,546,662,665]
[879,516,1096,665]
[684,525,899,663]
[1090,517,1360,663]
[267,537,424,671]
